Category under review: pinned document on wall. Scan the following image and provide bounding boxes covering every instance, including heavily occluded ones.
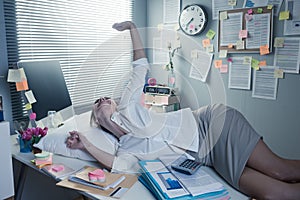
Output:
[228,57,251,90]
[25,90,37,104]
[212,0,234,20]
[283,0,300,36]
[163,0,181,24]
[274,37,300,74]
[252,66,278,100]
[189,50,213,82]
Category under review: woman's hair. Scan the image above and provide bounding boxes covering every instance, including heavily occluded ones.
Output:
[90,108,114,135]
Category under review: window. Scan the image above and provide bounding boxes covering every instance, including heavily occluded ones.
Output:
[4,0,134,122]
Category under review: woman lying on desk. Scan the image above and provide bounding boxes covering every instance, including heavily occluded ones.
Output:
[66,21,300,200]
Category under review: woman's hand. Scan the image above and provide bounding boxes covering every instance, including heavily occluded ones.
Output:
[65,131,85,150]
[112,21,135,31]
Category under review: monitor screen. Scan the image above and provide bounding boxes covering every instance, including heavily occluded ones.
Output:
[17,60,72,121]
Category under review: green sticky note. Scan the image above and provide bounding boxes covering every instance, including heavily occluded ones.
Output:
[257,8,263,13]
[206,29,216,40]
[251,58,260,68]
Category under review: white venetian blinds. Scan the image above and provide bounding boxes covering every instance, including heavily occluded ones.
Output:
[4,0,134,114]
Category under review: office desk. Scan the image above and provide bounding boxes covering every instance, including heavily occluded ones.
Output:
[11,135,249,200]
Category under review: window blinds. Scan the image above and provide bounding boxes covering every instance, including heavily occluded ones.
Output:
[4,0,134,120]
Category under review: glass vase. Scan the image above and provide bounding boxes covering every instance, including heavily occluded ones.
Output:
[19,135,32,153]
[168,69,176,88]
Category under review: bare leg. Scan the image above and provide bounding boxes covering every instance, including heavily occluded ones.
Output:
[247,139,300,182]
[239,167,300,200]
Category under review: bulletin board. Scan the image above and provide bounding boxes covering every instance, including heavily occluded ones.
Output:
[218,6,273,53]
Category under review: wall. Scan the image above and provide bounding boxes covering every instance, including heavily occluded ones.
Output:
[0,0,13,131]
[146,0,300,159]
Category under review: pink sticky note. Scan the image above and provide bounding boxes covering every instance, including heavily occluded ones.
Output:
[220,64,228,73]
[239,30,248,39]
[52,165,64,172]
[248,9,253,15]
[88,169,106,182]
[29,112,36,120]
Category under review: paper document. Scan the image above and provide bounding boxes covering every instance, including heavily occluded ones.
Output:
[139,160,189,199]
[252,66,278,100]
[160,155,224,197]
[284,0,300,36]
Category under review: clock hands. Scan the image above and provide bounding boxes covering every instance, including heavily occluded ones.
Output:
[186,18,194,28]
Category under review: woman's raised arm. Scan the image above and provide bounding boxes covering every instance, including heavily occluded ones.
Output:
[112,21,146,61]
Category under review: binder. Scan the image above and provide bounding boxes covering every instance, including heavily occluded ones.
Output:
[138,160,230,200]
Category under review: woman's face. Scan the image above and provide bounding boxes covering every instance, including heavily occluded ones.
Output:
[93,97,117,126]
[93,97,120,135]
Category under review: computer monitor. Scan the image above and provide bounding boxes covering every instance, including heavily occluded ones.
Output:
[17,60,72,121]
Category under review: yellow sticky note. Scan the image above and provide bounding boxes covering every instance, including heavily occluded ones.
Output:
[243,56,252,64]
[260,45,270,55]
[228,0,237,6]
[267,5,273,10]
[219,50,228,58]
[206,44,214,53]
[214,60,223,68]
[259,60,267,66]
[25,103,32,110]
[279,11,290,20]
[202,38,211,48]
[16,79,29,91]
[220,11,228,20]
[206,29,216,40]
[236,40,245,50]
[274,68,284,78]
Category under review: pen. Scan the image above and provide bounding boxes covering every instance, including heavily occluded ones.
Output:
[109,186,121,197]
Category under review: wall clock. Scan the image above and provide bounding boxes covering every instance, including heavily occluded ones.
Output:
[179,4,208,36]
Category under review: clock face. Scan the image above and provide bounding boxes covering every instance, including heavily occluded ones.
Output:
[179,4,208,36]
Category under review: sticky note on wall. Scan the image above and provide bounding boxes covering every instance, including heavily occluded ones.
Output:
[16,79,29,91]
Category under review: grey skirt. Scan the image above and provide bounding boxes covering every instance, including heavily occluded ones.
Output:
[190,104,261,190]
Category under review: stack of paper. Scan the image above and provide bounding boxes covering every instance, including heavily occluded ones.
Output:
[57,166,138,199]
[138,159,230,200]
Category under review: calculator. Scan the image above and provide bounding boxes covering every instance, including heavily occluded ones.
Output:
[171,159,202,175]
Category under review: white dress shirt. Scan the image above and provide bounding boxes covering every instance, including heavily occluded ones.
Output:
[111,58,199,173]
